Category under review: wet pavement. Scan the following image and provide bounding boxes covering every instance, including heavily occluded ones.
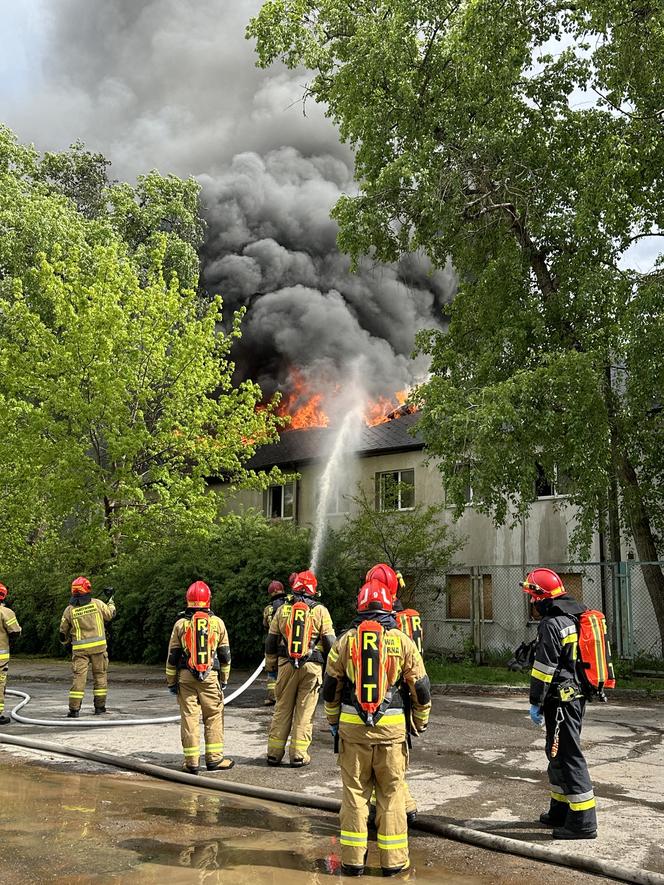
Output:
[0,661,662,882]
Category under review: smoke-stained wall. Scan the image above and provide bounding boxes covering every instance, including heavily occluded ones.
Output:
[2,0,456,402]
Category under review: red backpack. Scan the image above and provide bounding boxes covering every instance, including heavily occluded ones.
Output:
[396,609,424,656]
[350,621,389,726]
[577,610,616,700]
[184,611,215,680]
[286,599,315,668]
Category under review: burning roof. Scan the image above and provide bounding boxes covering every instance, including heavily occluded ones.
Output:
[247,411,423,471]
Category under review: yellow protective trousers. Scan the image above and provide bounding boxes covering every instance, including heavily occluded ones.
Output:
[339,738,409,872]
[178,669,225,768]
[0,663,8,714]
[371,779,417,816]
[69,651,108,712]
[266,660,322,763]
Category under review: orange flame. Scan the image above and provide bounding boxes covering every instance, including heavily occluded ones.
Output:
[275,368,330,430]
[270,369,414,431]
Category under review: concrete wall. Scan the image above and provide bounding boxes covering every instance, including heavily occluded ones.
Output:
[219,449,593,569]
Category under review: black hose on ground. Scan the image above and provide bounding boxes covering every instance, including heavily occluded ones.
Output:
[0,732,661,885]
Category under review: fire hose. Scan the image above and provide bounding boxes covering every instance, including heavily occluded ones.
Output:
[4,659,265,727]
[0,729,661,885]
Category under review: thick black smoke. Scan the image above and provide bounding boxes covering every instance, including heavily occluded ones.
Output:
[2,0,455,405]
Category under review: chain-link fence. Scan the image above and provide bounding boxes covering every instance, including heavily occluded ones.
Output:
[415,561,663,666]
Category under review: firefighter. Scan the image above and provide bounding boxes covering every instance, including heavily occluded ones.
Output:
[262,579,288,706]
[323,578,431,877]
[59,577,115,717]
[522,567,597,840]
[366,563,419,826]
[0,582,22,725]
[265,569,335,767]
[166,580,234,773]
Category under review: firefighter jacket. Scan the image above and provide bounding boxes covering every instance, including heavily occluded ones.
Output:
[165,609,231,686]
[323,617,431,744]
[59,595,115,655]
[530,596,588,707]
[0,605,21,663]
[265,596,335,671]
[263,595,288,631]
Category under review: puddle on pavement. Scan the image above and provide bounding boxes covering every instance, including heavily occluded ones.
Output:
[0,760,484,884]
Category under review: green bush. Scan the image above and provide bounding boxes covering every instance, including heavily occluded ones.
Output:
[7,512,361,666]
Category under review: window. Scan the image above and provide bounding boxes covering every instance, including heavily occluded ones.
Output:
[265,482,295,520]
[325,484,350,515]
[535,463,554,498]
[314,482,350,516]
[445,573,493,620]
[535,463,572,498]
[375,469,415,511]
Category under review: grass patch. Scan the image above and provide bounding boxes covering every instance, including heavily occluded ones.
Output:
[426,658,664,693]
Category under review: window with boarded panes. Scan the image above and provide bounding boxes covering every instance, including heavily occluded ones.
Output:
[446,574,493,621]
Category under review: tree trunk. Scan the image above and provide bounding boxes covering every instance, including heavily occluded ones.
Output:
[618,453,664,653]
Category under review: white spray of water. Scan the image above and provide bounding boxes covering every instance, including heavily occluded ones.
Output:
[309,401,365,574]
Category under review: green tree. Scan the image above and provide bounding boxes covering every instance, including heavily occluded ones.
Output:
[0,126,280,580]
[248,1,664,646]
[335,482,461,602]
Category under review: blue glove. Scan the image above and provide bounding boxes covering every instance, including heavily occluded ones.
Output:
[329,724,339,737]
[267,672,277,681]
[529,704,544,726]
[168,685,178,695]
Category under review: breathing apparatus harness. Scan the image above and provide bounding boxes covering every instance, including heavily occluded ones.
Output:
[343,611,404,729]
[171,607,221,682]
[285,594,322,667]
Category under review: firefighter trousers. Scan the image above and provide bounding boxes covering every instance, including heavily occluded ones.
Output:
[69,651,108,712]
[339,738,409,872]
[178,669,225,768]
[370,779,417,816]
[266,660,321,763]
[544,697,597,833]
[0,662,8,714]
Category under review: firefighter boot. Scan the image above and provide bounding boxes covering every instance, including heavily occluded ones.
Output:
[67,709,80,718]
[553,826,597,840]
[539,798,568,827]
[0,716,10,725]
[206,758,235,771]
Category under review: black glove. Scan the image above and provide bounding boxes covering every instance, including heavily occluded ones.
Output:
[168,685,178,695]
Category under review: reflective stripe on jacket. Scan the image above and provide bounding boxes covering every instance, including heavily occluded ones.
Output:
[0,605,21,661]
[60,598,115,655]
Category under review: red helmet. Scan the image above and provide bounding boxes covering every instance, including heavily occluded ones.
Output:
[267,580,284,597]
[521,568,567,601]
[357,579,392,613]
[292,570,317,596]
[365,563,403,600]
[0,583,7,602]
[186,581,211,608]
[71,576,92,596]
[288,572,298,588]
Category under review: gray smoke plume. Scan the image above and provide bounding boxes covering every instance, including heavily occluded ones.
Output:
[2,0,456,406]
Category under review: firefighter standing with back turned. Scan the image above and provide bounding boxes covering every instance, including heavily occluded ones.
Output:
[0,582,22,725]
[323,578,431,877]
[262,579,289,706]
[523,567,601,839]
[59,577,115,717]
[265,569,335,766]
[166,580,234,773]
[366,563,421,827]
